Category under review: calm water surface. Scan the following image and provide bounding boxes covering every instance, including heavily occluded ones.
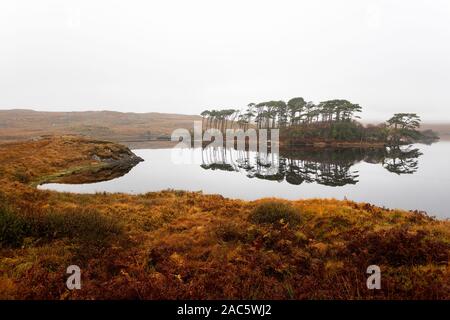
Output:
[39,142,450,219]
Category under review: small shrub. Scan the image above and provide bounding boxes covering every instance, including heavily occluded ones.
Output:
[294,231,308,244]
[39,209,123,245]
[0,205,30,247]
[0,205,122,248]
[250,200,301,226]
[13,168,31,184]
[345,227,450,267]
[215,221,245,242]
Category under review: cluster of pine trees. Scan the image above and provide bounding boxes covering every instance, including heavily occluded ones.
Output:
[200,98,431,144]
[201,98,362,131]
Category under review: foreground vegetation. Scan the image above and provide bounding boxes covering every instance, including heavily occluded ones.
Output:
[0,137,449,299]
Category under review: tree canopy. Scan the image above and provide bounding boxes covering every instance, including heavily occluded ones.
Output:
[201,97,363,130]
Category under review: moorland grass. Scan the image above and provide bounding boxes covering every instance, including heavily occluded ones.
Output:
[0,136,449,299]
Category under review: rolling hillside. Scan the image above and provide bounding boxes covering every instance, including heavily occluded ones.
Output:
[0,109,449,144]
[0,109,201,143]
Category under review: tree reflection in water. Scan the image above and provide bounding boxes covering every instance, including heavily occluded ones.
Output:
[200,145,422,187]
[382,145,422,175]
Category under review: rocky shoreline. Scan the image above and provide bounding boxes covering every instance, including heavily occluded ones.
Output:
[0,136,145,187]
[40,139,144,185]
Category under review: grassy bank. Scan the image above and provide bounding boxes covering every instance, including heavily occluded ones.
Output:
[0,136,449,299]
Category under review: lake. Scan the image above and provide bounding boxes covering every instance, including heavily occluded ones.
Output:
[39,142,450,219]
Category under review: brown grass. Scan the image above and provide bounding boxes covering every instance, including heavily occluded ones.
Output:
[0,136,449,300]
[0,109,201,143]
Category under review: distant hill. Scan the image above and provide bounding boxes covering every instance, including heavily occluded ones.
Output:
[0,109,201,143]
[420,123,450,141]
[1,109,449,143]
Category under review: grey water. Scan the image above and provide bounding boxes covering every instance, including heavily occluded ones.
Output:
[39,142,450,219]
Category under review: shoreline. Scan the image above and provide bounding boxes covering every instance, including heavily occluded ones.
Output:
[0,136,449,299]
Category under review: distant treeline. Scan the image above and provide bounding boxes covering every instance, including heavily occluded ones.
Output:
[200,98,440,145]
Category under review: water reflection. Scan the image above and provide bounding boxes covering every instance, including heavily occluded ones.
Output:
[200,145,422,187]
[382,146,422,175]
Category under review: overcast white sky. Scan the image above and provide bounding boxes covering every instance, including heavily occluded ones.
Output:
[1,0,450,121]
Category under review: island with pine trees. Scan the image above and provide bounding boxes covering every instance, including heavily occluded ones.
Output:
[200,98,439,147]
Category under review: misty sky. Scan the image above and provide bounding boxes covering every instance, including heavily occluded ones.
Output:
[1,0,450,121]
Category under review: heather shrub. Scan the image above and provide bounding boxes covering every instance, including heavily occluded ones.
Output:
[35,208,123,245]
[0,204,122,248]
[250,200,301,226]
[215,221,247,242]
[13,168,31,184]
[344,227,450,267]
[0,205,30,247]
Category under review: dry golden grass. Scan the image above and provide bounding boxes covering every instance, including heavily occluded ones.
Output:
[0,136,449,299]
[0,109,201,143]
